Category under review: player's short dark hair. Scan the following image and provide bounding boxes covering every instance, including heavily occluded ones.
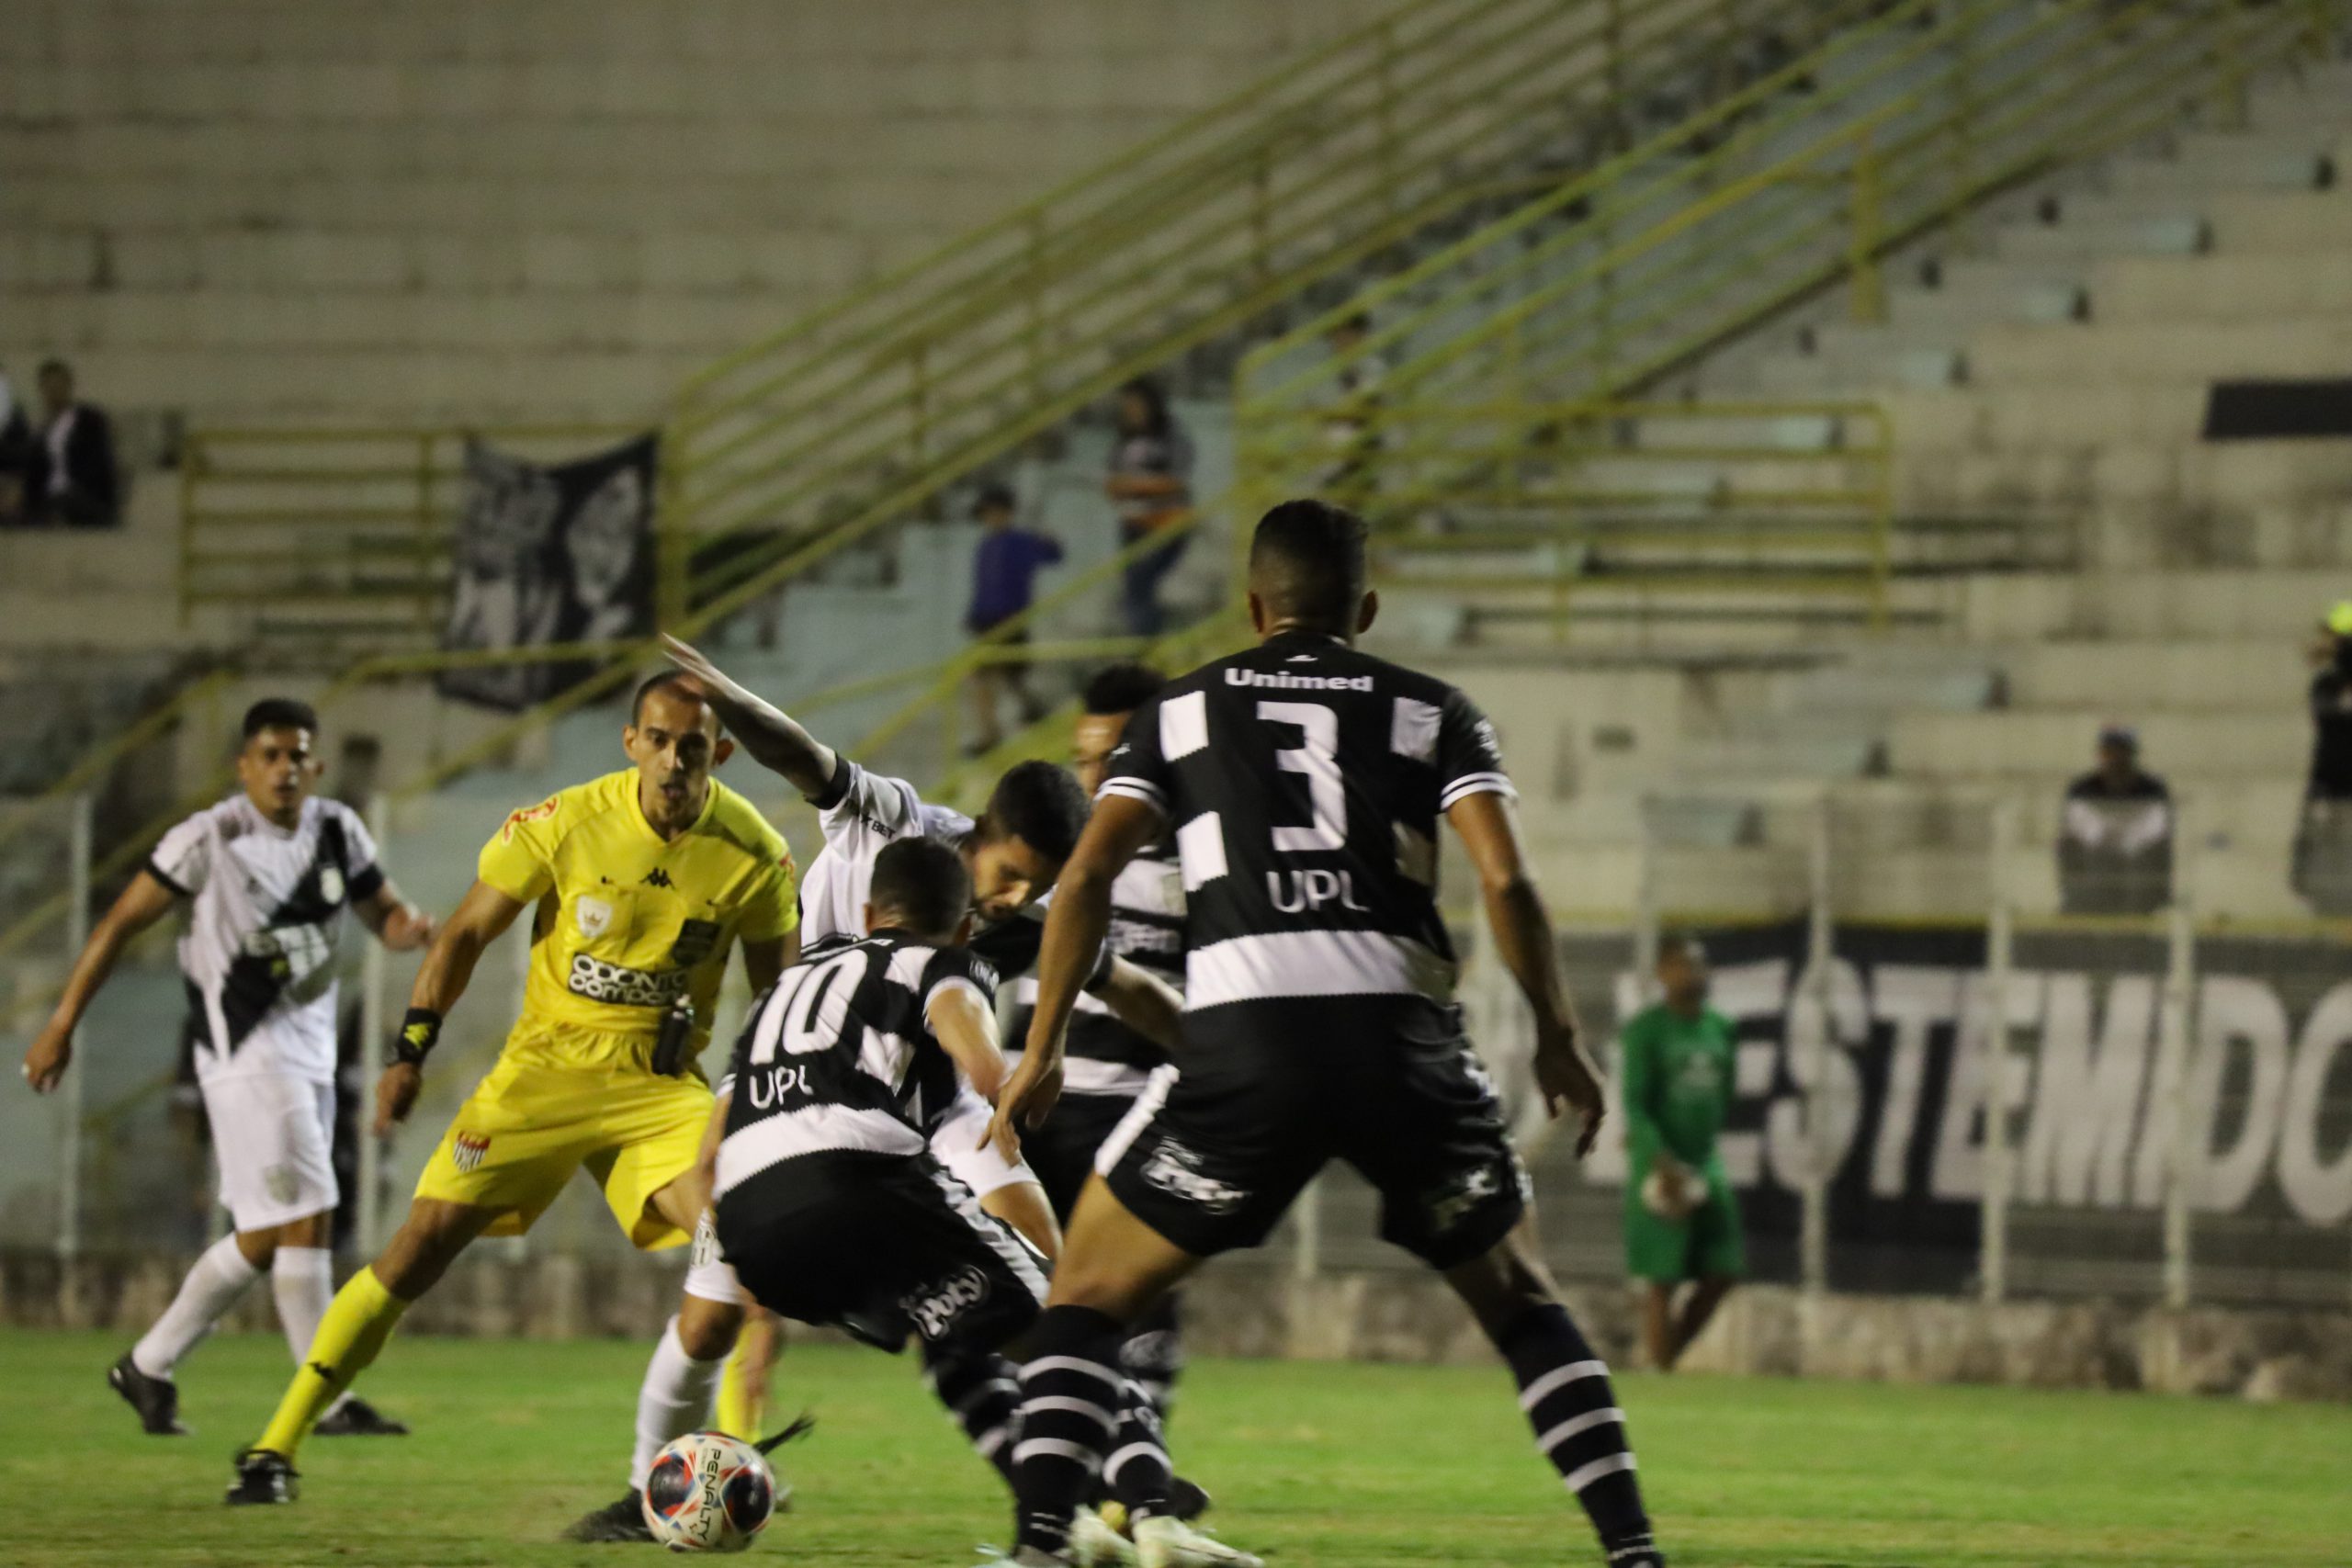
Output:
[978,760,1089,865]
[1081,662,1166,716]
[1657,930,1706,964]
[242,697,318,740]
[869,837,972,940]
[1250,499,1368,631]
[630,670,719,732]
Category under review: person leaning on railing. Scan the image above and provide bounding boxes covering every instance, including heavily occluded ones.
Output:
[1104,376,1194,639]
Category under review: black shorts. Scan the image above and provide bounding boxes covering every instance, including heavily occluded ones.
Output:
[1098,998,1529,1270]
[717,1150,1049,1354]
[1022,1086,1158,1222]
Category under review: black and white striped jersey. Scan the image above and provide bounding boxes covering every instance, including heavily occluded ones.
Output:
[1093,629,1513,1011]
[713,931,998,1200]
[1012,845,1183,1093]
[147,794,385,1084]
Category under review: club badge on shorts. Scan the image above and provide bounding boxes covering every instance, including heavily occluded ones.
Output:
[452,1132,492,1172]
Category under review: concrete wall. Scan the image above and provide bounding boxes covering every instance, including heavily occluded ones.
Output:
[3,0,1394,423]
[13,1249,2348,1402]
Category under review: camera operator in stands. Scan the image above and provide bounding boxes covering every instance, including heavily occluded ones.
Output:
[2056,723,2173,916]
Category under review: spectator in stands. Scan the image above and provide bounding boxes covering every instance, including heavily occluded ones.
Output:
[1105,377,1194,638]
[27,358,121,527]
[1319,310,1386,509]
[0,360,35,525]
[964,481,1062,755]
[2056,723,2174,915]
[2293,604,2352,911]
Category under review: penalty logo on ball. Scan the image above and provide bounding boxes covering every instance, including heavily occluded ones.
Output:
[641,1431,780,1552]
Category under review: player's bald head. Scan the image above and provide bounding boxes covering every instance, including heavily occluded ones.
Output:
[631,670,721,737]
[1249,499,1373,637]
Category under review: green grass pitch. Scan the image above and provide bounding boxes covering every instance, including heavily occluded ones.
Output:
[2,1327,2345,1566]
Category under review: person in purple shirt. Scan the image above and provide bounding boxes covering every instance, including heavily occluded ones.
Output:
[965,482,1064,755]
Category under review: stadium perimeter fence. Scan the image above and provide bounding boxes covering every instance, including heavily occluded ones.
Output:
[5,784,2347,1314]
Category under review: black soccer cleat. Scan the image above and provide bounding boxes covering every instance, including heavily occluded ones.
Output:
[1167,1475,1212,1523]
[107,1352,189,1436]
[224,1448,299,1506]
[560,1491,655,1543]
[313,1395,409,1437]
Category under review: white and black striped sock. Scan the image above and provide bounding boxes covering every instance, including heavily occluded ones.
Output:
[922,1344,1023,1484]
[1495,1304,1657,1565]
[1102,1377,1173,1521]
[1012,1306,1127,1556]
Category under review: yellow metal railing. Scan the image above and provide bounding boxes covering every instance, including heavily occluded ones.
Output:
[658,0,1868,621]
[1239,0,2338,428]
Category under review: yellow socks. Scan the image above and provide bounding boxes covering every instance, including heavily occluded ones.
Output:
[717,1323,770,1438]
[254,1266,408,1460]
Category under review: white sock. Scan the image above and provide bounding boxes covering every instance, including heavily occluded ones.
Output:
[131,1233,262,1379]
[272,1245,353,1416]
[629,1315,728,1490]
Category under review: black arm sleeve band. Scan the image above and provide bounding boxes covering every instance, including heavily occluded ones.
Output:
[390,1009,443,1067]
[806,753,855,811]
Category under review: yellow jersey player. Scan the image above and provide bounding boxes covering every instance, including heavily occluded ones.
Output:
[226,672,799,1506]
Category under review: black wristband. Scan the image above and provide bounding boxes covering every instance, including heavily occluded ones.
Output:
[390,1008,443,1067]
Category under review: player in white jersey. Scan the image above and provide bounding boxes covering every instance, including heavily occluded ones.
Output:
[21,698,435,1438]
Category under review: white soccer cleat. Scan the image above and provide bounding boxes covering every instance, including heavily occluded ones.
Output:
[1133,1515,1261,1568]
[1070,1506,1139,1566]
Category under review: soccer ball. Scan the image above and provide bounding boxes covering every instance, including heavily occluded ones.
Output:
[641,1431,782,1552]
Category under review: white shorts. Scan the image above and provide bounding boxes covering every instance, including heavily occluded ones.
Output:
[931,1085,1043,1201]
[200,1071,338,1233]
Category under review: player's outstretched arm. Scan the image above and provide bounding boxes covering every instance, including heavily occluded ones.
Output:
[1093,955,1185,1054]
[930,984,1020,1163]
[356,876,437,953]
[661,633,838,798]
[996,792,1163,1145]
[1447,789,1606,1156]
[20,868,180,1094]
[373,878,527,1134]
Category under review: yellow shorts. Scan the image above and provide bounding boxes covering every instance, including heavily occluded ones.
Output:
[413,1023,713,1249]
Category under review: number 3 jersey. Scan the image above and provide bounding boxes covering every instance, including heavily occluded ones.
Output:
[713,931,999,1200]
[1094,628,1515,1012]
[148,793,387,1085]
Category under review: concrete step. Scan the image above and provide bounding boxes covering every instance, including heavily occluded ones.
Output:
[1965,313,2352,386]
[0,226,870,297]
[1950,567,2352,644]
[1889,706,2307,780]
[1992,637,2309,710]
[11,288,789,354]
[2091,248,2352,322]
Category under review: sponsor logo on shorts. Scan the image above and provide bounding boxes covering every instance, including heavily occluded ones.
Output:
[1424,1155,1530,1234]
[901,1264,992,1342]
[452,1132,491,1173]
[568,953,688,1008]
[1139,1138,1249,1215]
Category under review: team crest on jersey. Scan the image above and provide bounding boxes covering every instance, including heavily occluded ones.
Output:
[670,918,721,967]
[576,895,614,939]
[452,1132,492,1173]
[1140,1138,1248,1214]
[318,865,345,906]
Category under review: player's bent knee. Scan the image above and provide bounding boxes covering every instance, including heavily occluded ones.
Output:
[979,1180,1063,1266]
[1447,1231,1561,1340]
[676,1293,746,1361]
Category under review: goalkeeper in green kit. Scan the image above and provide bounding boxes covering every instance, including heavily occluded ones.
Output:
[1621,932,1743,1371]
